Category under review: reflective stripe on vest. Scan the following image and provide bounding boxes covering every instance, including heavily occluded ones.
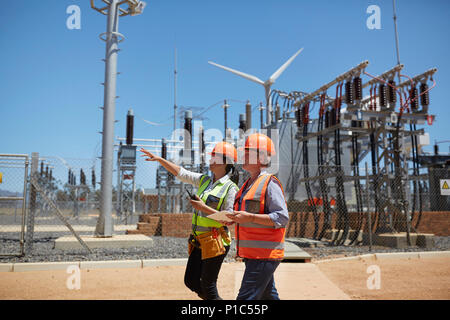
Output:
[234,173,286,260]
[192,178,236,237]
[238,240,285,250]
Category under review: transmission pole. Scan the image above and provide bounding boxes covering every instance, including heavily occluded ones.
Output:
[174,47,178,132]
[91,0,146,237]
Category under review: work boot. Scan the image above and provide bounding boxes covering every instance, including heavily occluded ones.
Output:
[197,293,208,300]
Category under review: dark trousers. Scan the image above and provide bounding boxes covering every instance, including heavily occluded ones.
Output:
[184,245,230,300]
[236,258,281,300]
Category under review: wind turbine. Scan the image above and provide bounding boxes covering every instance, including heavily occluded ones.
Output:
[208,48,303,126]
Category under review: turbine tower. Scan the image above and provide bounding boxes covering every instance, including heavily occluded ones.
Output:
[208,48,303,126]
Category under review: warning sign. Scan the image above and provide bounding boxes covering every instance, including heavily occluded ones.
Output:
[440,179,450,196]
[0,172,2,184]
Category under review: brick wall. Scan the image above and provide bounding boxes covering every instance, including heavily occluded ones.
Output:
[415,211,450,236]
[127,211,450,238]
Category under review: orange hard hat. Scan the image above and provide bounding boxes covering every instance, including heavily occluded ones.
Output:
[244,133,276,156]
[209,141,237,163]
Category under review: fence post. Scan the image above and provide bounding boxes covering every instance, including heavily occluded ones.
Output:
[365,162,372,252]
[25,152,38,255]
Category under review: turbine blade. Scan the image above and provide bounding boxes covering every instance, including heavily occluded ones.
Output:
[269,47,304,82]
[142,119,165,126]
[208,61,265,85]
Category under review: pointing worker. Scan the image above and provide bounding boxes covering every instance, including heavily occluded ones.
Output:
[140,142,239,300]
[225,133,289,300]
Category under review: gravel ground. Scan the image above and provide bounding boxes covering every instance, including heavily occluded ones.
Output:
[302,236,450,260]
[1,234,449,264]
[0,236,238,263]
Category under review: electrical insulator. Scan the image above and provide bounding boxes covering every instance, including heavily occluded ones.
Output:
[126,109,134,146]
[68,169,71,185]
[378,84,387,108]
[161,139,167,160]
[388,80,397,104]
[40,162,44,176]
[345,81,353,105]
[420,83,430,107]
[80,169,85,185]
[302,104,309,124]
[92,169,96,189]
[184,110,193,151]
[353,77,362,101]
[239,114,247,132]
[410,86,419,111]
[200,130,205,154]
[330,108,336,126]
[245,101,252,129]
[295,109,302,128]
[325,110,330,128]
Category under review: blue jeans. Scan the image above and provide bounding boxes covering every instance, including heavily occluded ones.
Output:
[236,258,281,300]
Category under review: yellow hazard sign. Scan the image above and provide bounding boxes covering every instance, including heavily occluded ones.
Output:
[440,179,450,196]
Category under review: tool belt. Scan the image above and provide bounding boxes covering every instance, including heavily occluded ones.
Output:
[188,227,230,260]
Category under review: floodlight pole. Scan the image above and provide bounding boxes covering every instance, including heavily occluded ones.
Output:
[91,0,136,237]
[94,0,121,237]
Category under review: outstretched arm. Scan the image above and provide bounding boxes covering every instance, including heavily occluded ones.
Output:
[140,148,203,187]
[140,148,180,176]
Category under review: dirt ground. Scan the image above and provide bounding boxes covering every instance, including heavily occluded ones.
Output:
[0,257,449,300]
[316,256,450,300]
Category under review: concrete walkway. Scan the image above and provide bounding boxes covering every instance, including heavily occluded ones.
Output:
[233,262,350,300]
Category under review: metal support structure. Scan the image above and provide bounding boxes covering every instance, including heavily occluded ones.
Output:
[29,175,92,254]
[25,152,38,254]
[289,60,437,245]
[392,0,401,68]
[222,100,230,141]
[117,144,137,224]
[174,47,177,132]
[293,61,369,107]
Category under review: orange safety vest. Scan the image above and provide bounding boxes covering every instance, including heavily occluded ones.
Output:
[234,173,286,260]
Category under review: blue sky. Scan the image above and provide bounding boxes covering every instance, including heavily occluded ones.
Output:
[0,0,449,190]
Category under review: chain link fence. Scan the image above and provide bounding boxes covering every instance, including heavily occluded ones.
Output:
[0,154,28,257]
[131,162,450,255]
[282,164,450,249]
[1,151,449,262]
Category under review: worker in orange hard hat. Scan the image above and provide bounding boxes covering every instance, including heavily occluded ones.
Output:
[225,133,289,300]
[140,141,238,300]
